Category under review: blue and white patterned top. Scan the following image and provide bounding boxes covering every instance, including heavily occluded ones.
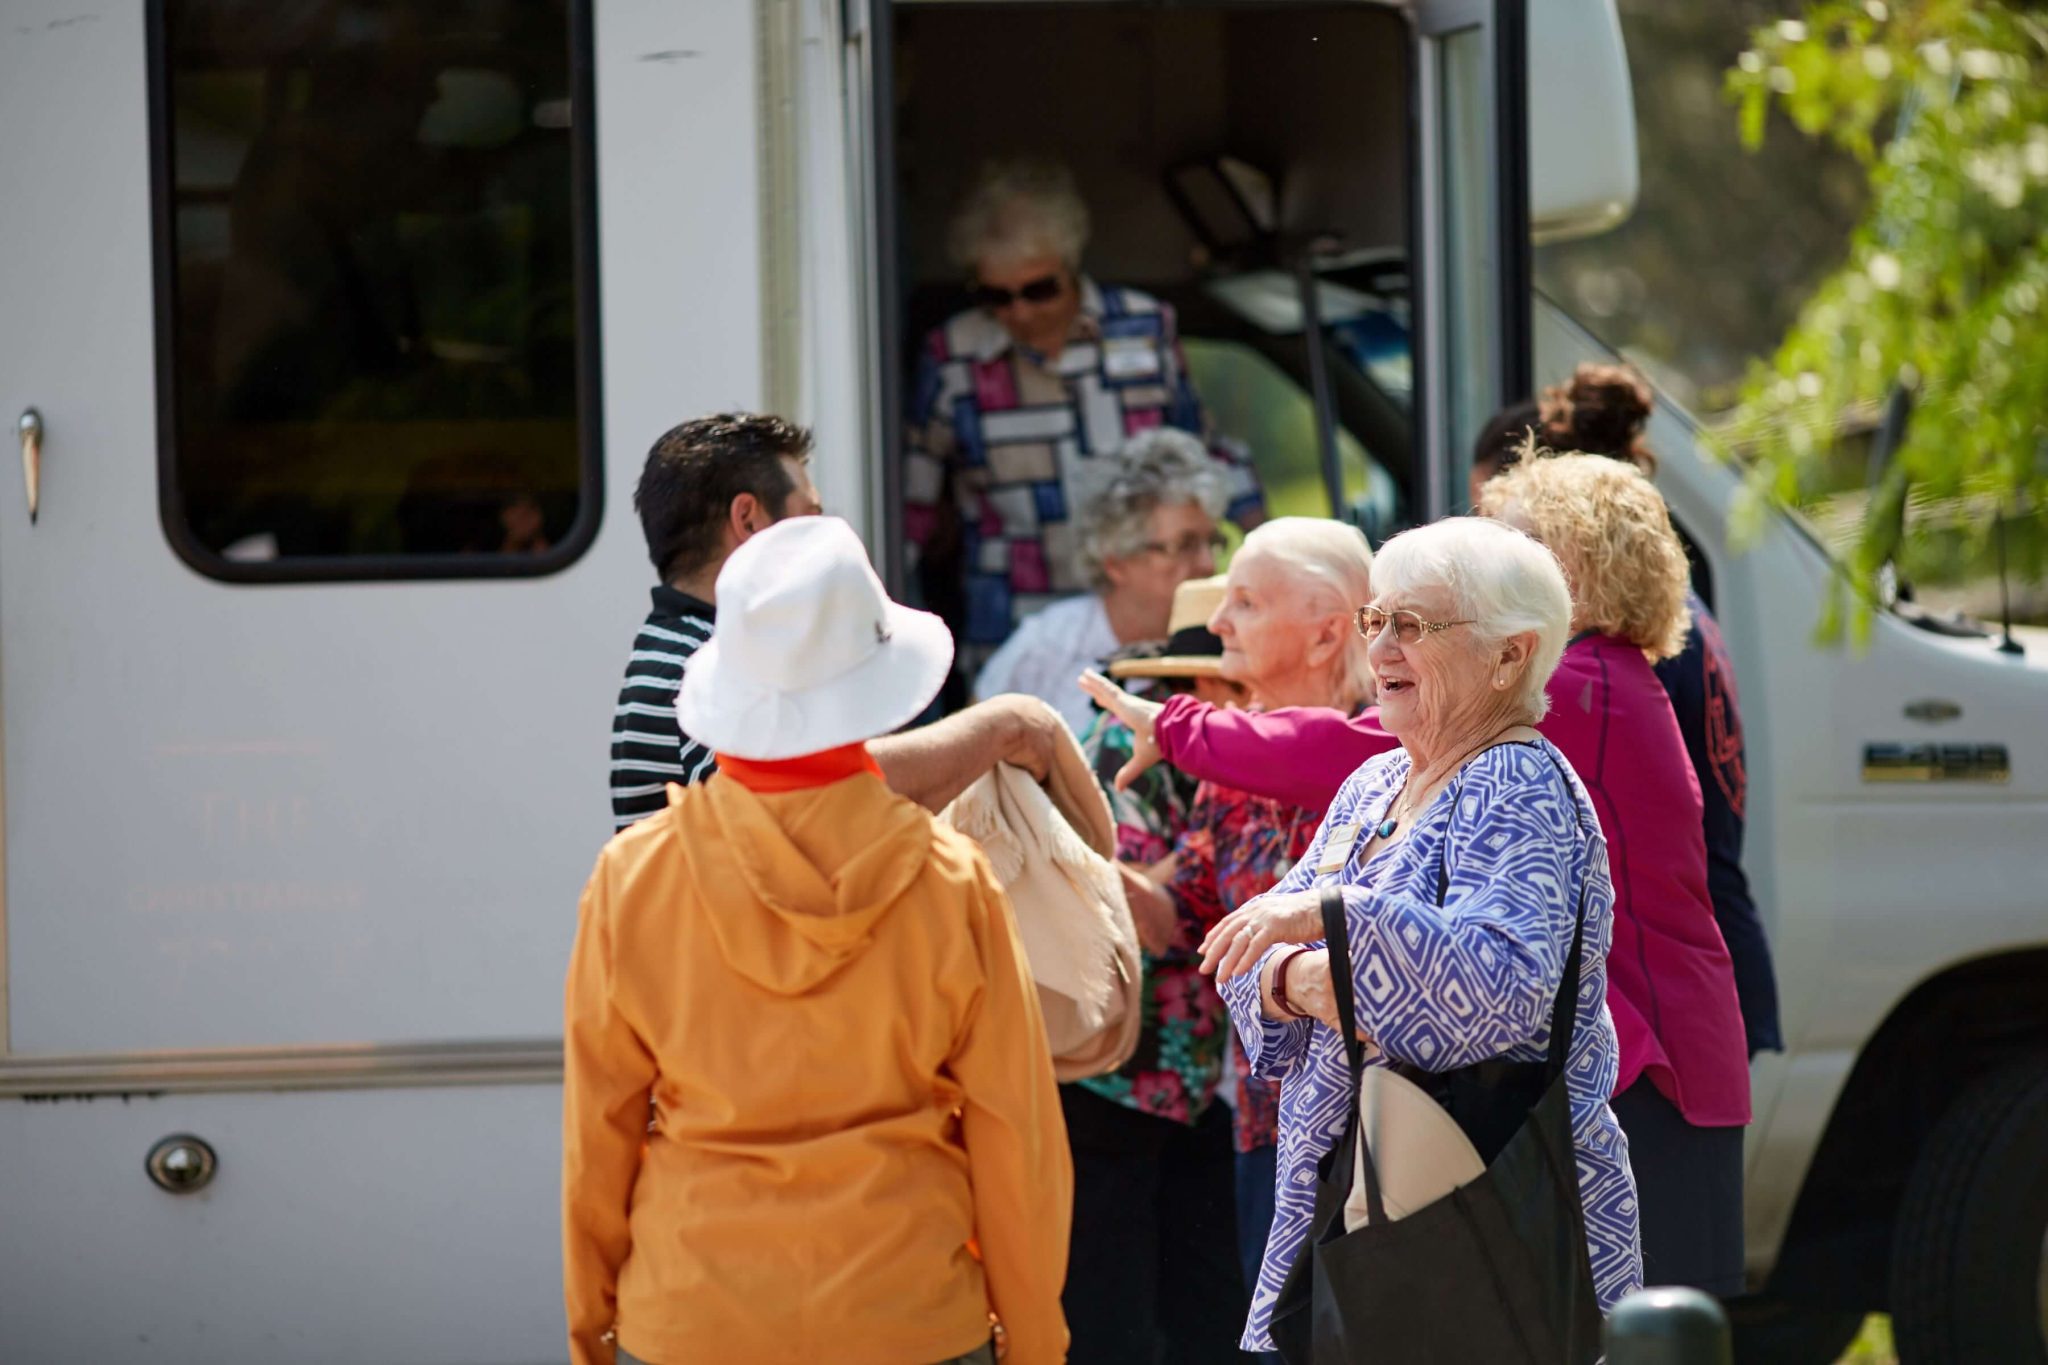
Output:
[1221,738,1644,1351]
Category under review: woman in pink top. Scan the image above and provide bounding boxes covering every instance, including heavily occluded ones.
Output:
[1082,455,1750,1293]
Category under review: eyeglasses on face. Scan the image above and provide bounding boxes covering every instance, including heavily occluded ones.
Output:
[971,274,1064,309]
[1139,530,1229,561]
[1354,605,1476,644]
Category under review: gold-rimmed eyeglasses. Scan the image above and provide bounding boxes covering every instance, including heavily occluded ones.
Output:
[1354,606,1476,644]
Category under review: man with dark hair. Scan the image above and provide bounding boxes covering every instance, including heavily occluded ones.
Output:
[637,413,823,595]
[611,412,1066,830]
[610,415,823,828]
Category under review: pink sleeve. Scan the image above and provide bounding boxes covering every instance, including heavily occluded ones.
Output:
[1153,696,1397,810]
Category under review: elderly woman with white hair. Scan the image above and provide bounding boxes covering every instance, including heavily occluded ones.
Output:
[974,428,1228,733]
[905,158,1263,668]
[1058,517,1371,1365]
[1188,515,1643,1356]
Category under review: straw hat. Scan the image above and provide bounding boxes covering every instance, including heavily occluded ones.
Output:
[1105,574,1227,681]
[677,517,955,760]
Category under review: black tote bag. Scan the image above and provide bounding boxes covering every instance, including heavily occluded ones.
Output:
[1267,776,1604,1364]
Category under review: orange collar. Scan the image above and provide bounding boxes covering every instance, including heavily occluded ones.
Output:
[715,742,884,794]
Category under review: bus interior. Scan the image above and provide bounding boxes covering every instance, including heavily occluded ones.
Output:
[889,2,1420,568]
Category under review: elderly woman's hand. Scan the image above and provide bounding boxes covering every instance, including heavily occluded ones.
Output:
[1077,670,1166,790]
[1198,888,1326,982]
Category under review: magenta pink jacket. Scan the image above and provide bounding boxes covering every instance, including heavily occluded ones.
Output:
[1154,632,1750,1127]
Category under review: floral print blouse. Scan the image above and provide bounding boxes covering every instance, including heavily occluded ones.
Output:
[1169,779,1320,1152]
[1077,712,1322,1147]
[1074,713,1220,1124]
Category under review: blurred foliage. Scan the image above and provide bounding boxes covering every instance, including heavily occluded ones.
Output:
[1835,1314,1896,1363]
[1533,0,1870,414]
[1716,1,2048,636]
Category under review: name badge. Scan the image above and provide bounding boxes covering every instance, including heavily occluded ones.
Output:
[1102,339,1162,379]
[1316,822,1362,874]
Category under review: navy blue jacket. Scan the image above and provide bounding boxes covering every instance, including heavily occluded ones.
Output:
[1653,596,1783,1055]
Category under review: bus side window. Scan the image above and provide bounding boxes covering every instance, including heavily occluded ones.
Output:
[155,0,599,579]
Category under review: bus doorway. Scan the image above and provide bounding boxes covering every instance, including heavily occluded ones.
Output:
[882,2,1423,648]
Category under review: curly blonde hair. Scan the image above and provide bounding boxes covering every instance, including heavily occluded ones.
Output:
[1477,451,1691,662]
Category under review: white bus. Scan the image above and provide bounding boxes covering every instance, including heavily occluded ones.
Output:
[0,2,2041,1362]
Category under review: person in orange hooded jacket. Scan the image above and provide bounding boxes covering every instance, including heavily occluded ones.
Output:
[563,515,1072,1365]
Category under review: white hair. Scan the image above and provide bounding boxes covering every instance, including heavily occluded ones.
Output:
[1368,516,1573,720]
[1075,429,1229,588]
[947,159,1091,271]
[1237,517,1376,705]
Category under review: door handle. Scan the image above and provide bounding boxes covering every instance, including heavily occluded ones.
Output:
[19,407,41,524]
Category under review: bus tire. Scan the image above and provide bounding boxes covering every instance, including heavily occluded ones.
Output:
[1890,1055,2048,1365]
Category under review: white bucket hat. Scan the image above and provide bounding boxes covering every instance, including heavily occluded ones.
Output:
[677,516,955,761]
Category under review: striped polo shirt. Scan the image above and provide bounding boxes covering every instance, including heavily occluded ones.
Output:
[609,585,717,830]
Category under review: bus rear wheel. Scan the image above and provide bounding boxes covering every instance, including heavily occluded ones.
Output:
[1890,1056,2048,1364]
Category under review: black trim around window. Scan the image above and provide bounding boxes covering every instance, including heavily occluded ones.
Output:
[145,0,604,585]
[1403,10,1430,530]
[868,0,907,600]
[1490,0,1533,405]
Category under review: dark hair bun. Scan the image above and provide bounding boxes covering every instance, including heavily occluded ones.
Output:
[1540,362,1653,465]
[1472,399,1543,472]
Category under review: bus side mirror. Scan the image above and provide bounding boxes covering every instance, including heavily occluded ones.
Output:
[1528,0,1639,243]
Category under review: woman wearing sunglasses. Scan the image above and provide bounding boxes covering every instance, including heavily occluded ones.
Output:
[1080,454,1751,1318]
[904,158,1265,679]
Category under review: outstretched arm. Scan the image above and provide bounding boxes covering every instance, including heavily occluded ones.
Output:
[1157,695,1395,811]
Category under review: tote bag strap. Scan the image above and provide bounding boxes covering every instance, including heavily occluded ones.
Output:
[1532,746,1592,1083]
[1320,887,1368,1086]
[1320,886,1392,1225]
[1428,743,1592,1083]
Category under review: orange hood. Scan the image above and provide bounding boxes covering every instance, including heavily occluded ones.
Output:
[671,772,935,995]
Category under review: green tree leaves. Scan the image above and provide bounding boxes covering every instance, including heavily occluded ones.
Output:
[1720,1,2047,635]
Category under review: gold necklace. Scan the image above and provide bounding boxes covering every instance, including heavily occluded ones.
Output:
[1372,728,1519,840]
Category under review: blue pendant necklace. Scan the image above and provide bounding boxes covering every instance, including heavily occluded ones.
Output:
[1374,729,1517,841]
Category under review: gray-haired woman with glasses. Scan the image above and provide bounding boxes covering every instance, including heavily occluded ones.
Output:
[975,429,1230,733]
